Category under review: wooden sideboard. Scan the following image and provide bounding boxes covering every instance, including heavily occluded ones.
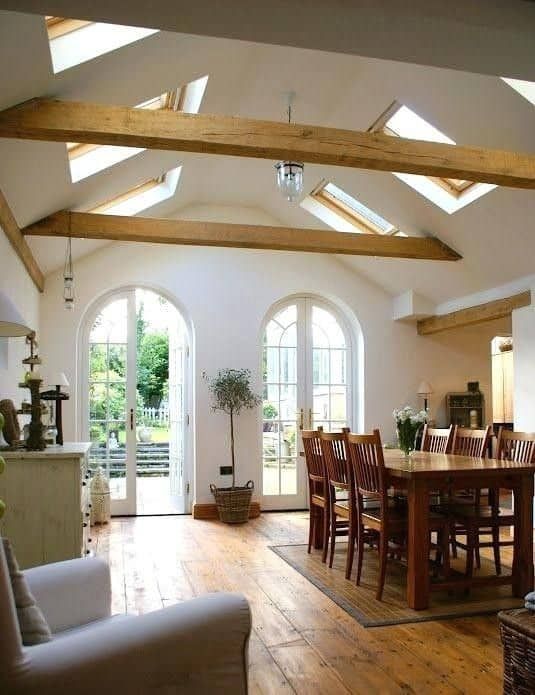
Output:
[0,443,91,569]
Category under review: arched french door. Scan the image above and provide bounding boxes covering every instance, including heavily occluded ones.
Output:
[81,288,190,516]
[262,297,353,510]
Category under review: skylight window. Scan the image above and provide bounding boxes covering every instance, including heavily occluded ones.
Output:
[45,16,159,73]
[88,167,181,216]
[301,180,405,236]
[501,77,535,107]
[370,101,495,214]
[67,75,208,183]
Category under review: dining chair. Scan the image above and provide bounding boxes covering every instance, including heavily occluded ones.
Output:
[420,424,455,454]
[451,428,535,577]
[302,427,331,561]
[448,426,492,564]
[319,431,355,578]
[347,430,451,600]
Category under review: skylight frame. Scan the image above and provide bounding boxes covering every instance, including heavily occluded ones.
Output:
[302,180,405,237]
[369,101,496,213]
[46,16,92,39]
[88,167,181,216]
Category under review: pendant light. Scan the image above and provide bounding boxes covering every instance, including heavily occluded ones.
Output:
[275,95,304,202]
[63,237,74,311]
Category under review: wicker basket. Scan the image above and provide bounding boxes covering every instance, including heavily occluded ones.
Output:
[210,481,254,523]
[499,608,535,694]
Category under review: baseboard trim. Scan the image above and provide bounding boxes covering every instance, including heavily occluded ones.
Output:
[192,501,261,520]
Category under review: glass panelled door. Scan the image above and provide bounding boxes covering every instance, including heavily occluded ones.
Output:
[262,298,351,510]
[86,288,189,516]
[88,292,137,515]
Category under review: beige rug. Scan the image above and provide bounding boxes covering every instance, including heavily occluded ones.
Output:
[270,543,523,626]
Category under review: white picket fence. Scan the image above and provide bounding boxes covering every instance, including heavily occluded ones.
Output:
[142,405,169,425]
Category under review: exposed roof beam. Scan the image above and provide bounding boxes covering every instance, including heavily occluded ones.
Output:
[2,99,535,189]
[22,211,462,262]
[417,291,531,335]
[0,187,44,292]
[1,1,534,80]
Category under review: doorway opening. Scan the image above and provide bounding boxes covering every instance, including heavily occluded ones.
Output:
[85,288,190,516]
[491,336,514,430]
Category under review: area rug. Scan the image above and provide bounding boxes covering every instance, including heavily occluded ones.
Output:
[270,543,523,627]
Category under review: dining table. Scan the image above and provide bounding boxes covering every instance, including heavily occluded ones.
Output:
[384,450,535,610]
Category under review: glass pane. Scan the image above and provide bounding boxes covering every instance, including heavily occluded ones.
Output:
[330,386,347,421]
[107,344,127,381]
[279,385,296,420]
[330,350,346,385]
[276,304,296,329]
[314,386,330,421]
[313,348,329,384]
[265,346,279,383]
[263,458,279,495]
[108,422,126,500]
[280,323,297,347]
[312,306,346,348]
[280,459,297,495]
[262,400,279,429]
[265,320,283,346]
[281,423,297,458]
[89,383,107,420]
[89,344,107,379]
[90,298,128,343]
[108,382,126,421]
[280,347,296,383]
[312,323,329,348]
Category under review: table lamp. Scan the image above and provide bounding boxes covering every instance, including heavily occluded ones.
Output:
[417,381,433,412]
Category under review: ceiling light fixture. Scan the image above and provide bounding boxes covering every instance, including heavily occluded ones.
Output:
[275,94,304,202]
[63,237,74,311]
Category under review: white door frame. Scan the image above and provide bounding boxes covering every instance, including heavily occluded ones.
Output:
[79,285,193,515]
[260,294,354,511]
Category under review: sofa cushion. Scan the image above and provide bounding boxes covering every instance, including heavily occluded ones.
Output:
[2,538,52,645]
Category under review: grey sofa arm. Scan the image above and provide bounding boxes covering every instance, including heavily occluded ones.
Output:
[8,592,251,695]
[25,556,111,633]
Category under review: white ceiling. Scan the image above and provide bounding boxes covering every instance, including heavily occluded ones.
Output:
[0,10,535,308]
[2,0,535,80]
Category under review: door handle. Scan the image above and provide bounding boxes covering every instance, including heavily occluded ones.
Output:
[297,408,304,431]
[130,408,134,431]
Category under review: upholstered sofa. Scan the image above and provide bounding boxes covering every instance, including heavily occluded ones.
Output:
[0,543,251,694]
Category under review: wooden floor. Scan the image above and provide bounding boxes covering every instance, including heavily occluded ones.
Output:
[93,512,514,694]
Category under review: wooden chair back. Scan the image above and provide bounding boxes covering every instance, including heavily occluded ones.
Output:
[346,430,388,506]
[420,424,454,454]
[496,428,535,464]
[302,429,324,484]
[320,431,350,491]
[452,426,491,458]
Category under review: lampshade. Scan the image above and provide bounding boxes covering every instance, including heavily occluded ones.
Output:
[47,372,70,388]
[0,290,31,337]
[417,381,433,396]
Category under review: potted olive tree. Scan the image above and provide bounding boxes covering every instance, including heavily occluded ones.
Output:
[207,368,261,523]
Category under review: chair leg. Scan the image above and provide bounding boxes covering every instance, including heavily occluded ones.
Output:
[492,525,501,575]
[356,522,364,586]
[322,504,330,564]
[307,506,315,554]
[345,517,356,580]
[442,525,451,579]
[465,525,476,579]
[376,530,388,601]
[475,540,481,569]
[329,507,337,568]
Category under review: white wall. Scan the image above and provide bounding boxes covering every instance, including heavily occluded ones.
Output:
[0,229,40,404]
[38,206,503,506]
[513,304,535,431]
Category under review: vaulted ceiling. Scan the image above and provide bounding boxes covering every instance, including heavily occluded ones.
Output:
[0,7,534,309]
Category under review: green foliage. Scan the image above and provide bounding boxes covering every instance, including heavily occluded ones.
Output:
[207,369,261,415]
[263,403,278,419]
[137,332,169,407]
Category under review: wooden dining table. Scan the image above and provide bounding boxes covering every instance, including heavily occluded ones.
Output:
[384,450,535,610]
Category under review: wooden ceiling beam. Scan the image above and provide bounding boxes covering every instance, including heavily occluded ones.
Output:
[2,98,535,188]
[417,291,531,335]
[22,211,462,262]
[0,187,44,292]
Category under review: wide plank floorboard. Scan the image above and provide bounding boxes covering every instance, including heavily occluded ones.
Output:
[94,512,510,694]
